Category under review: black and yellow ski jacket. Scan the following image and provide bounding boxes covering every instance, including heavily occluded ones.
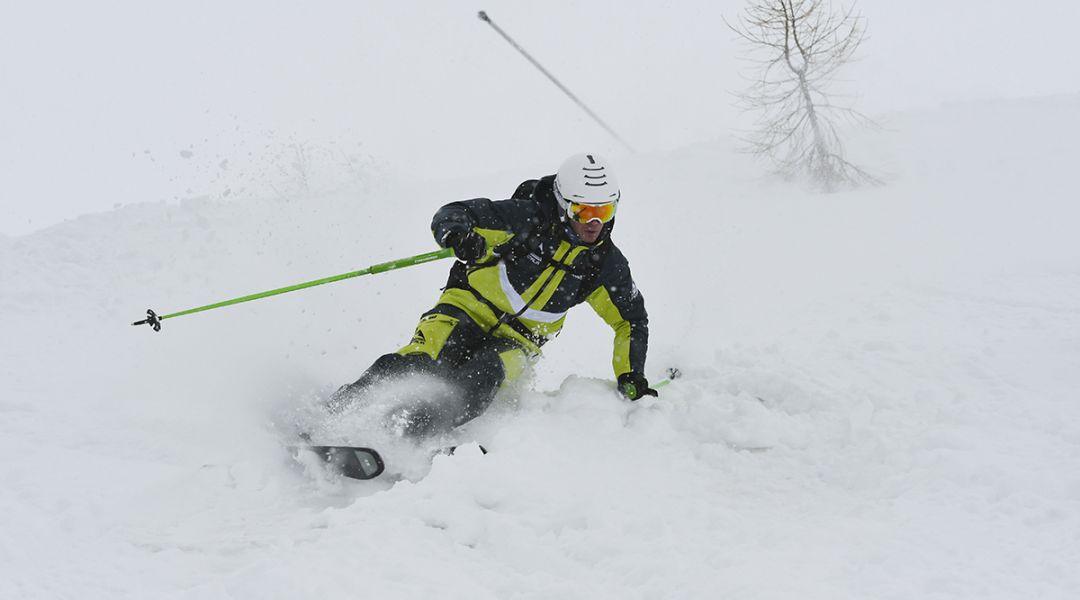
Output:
[429,175,648,378]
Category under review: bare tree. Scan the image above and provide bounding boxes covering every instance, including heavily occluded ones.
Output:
[728,0,879,190]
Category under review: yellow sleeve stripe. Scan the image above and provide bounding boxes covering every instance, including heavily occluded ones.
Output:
[586,286,633,376]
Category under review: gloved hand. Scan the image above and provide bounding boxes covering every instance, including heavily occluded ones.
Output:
[443,229,487,263]
[618,372,658,401]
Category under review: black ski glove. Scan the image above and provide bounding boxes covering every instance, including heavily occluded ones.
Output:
[618,372,658,401]
[442,229,487,263]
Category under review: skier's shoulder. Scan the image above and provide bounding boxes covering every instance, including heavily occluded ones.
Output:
[597,238,630,270]
[593,240,643,300]
[500,174,559,227]
[582,238,644,312]
[512,174,556,202]
[512,179,539,201]
[488,196,542,229]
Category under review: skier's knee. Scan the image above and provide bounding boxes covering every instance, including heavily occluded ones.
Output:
[385,401,454,439]
[498,348,528,384]
[327,353,431,414]
[325,383,360,414]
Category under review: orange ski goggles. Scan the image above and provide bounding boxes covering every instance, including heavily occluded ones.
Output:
[567,201,617,224]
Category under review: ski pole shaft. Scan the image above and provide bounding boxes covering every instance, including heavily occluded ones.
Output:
[617,367,681,398]
[132,248,454,332]
[652,368,682,389]
[477,10,634,153]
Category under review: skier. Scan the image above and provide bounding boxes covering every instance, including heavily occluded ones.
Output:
[328,153,655,437]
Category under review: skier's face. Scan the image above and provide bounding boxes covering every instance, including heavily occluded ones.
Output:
[569,218,604,244]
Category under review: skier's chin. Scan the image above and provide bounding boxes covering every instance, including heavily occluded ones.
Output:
[571,221,603,244]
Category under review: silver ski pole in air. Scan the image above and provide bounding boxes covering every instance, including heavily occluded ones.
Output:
[477,10,635,153]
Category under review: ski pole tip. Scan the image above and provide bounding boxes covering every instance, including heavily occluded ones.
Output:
[477,10,490,21]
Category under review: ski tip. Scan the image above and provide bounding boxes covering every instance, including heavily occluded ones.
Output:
[293,445,386,480]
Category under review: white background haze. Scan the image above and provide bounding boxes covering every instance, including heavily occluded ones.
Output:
[3,0,1080,234]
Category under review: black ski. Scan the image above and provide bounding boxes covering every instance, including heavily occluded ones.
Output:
[293,445,386,480]
[291,441,486,481]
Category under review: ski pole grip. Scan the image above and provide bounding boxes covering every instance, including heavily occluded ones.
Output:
[131,309,163,332]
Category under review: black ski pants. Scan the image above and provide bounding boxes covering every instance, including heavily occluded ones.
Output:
[328,304,526,437]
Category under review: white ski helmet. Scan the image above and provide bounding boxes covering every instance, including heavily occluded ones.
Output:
[553,153,620,221]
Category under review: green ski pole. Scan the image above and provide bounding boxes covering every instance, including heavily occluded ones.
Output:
[132,247,454,332]
[652,368,682,390]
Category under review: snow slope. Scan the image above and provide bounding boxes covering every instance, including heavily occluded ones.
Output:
[2,95,1079,599]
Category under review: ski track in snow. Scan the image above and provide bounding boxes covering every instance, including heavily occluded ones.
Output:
[2,97,1080,599]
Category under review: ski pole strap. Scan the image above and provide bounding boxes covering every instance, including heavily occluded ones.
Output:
[132,248,454,331]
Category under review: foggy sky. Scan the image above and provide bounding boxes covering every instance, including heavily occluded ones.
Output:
[2,0,1078,236]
